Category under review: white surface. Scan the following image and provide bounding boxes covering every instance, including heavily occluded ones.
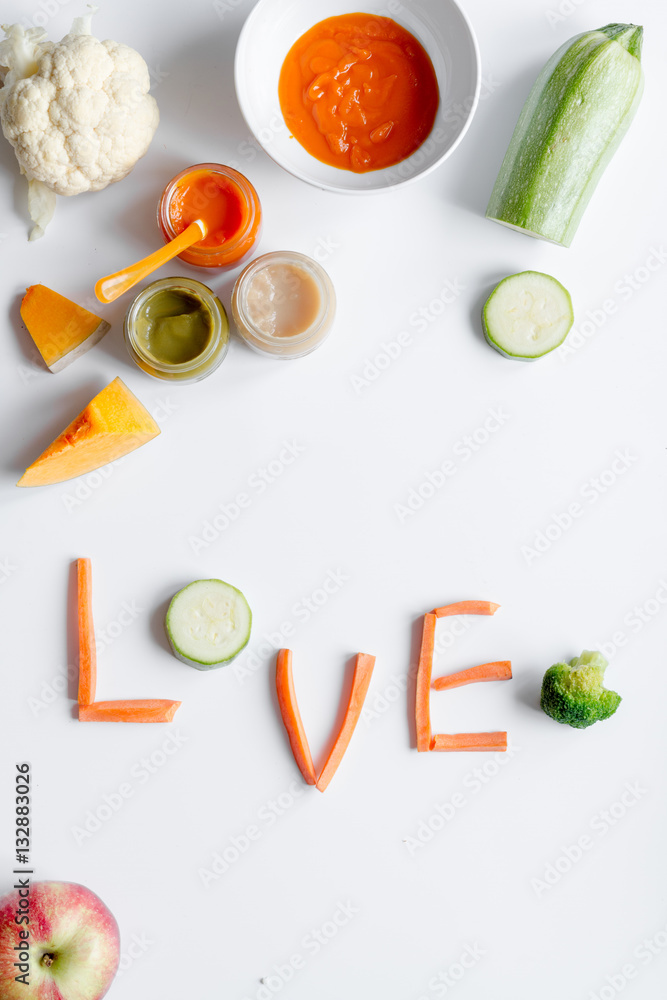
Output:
[2,1,667,998]
[235,0,480,192]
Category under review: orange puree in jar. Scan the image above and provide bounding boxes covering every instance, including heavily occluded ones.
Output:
[169,170,246,249]
[158,163,262,269]
[278,13,439,173]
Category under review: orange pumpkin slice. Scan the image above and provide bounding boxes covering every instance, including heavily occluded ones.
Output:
[21,285,110,372]
[18,377,160,487]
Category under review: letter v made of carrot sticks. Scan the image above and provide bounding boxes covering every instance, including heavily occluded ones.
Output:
[275,649,375,792]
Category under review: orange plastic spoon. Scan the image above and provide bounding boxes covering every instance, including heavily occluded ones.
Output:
[95,220,207,304]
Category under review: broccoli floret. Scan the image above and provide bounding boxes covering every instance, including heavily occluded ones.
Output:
[540,650,622,729]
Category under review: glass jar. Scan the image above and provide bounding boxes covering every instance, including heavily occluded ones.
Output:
[157,163,262,269]
[124,277,229,382]
[231,251,336,359]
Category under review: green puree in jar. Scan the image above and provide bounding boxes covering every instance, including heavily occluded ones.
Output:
[135,288,214,364]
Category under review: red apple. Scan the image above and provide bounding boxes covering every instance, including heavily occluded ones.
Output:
[0,881,119,1000]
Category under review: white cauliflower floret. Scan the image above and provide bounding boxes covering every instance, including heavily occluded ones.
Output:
[0,10,159,238]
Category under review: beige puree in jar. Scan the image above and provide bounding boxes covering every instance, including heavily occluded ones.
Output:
[232,251,336,358]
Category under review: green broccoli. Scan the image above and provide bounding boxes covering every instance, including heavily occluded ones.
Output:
[540,650,622,729]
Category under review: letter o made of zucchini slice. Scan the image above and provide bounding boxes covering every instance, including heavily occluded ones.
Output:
[482,271,574,361]
[165,579,252,668]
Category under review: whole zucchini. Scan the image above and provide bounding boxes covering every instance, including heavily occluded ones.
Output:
[486,24,644,247]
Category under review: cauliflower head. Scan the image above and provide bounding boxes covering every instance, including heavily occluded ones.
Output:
[0,11,159,238]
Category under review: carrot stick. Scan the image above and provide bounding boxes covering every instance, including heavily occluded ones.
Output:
[432,600,500,618]
[430,732,507,752]
[77,558,97,706]
[275,649,317,786]
[316,653,375,792]
[433,660,512,691]
[415,613,436,752]
[78,700,181,723]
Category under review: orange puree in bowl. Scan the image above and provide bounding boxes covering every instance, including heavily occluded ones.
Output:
[278,13,439,173]
[168,170,248,248]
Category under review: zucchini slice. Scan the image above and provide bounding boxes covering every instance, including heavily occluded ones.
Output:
[482,271,574,361]
[165,579,252,669]
[486,24,644,247]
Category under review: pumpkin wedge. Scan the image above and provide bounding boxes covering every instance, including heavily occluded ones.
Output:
[21,284,110,372]
[18,377,160,487]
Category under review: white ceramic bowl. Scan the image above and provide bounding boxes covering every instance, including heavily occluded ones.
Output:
[234,0,481,193]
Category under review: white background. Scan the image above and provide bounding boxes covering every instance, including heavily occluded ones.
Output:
[2,1,667,998]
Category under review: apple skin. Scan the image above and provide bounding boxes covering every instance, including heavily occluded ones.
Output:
[0,881,120,1000]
